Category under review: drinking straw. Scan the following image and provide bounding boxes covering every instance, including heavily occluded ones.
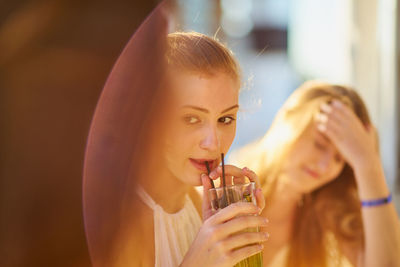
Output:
[205,161,215,189]
[221,153,226,187]
[206,161,218,210]
[221,153,229,207]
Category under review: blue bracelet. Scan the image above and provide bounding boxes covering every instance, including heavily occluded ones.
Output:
[361,193,392,207]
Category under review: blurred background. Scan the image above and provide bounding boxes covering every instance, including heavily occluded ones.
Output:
[1,0,399,266]
[172,0,400,212]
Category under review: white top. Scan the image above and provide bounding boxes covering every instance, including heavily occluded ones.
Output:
[136,186,202,267]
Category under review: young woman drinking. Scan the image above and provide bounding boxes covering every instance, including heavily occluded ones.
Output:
[83,4,266,267]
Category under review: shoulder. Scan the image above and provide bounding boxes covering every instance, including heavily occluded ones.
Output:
[188,186,202,217]
[114,200,155,266]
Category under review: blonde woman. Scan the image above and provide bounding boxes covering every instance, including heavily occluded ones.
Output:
[83,4,266,266]
[230,81,400,267]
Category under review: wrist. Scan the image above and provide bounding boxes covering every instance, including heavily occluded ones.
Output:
[360,193,392,208]
[351,154,381,173]
[354,162,390,200]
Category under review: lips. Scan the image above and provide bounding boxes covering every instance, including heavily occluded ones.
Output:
[189,158,217,172]
[303,167,320,179]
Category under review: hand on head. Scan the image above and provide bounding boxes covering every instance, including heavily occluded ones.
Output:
[316,99,378,170]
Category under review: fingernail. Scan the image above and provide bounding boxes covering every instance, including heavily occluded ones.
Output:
[243,167,249,171]
[332,100,342,108]
[217,166,222,172]
[316,113,328,123]
[209,172,216,178]
[320,103,332,113]
[264,232,270,240]
[317,123,326,132]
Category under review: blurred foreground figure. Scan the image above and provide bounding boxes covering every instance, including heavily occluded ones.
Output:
[232,81,400,267]
[0,1,159,266]
[83,2,268,266]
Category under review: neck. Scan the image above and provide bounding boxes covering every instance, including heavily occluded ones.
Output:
[266,174,303,223]
[138,164,189,214]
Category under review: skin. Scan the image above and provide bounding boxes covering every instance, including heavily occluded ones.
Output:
[262,99,400,267]
[126,70,267,267]
[317,100,400,267]
[163,69,240,187]
[280,123,345,195]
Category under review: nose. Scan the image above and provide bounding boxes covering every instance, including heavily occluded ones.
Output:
[199,124,220,151]
[316,151,334,173]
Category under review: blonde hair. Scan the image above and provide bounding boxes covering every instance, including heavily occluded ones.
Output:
[166,31,241,85]
[107,31,242,265]
[233,81,370,266]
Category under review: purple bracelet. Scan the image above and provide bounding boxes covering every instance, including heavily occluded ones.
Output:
[361,193,392,207]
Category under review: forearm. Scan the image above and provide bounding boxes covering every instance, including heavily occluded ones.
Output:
[355,160,400,267]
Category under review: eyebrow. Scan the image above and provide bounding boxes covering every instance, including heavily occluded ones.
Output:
[320,134,330,142]
[315,130,330,143]
[181,104,239,114]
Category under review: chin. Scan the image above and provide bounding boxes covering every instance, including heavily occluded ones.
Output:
[188,174,203,186]
[178,172,203,187]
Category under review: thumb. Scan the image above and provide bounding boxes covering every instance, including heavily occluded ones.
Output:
[201,173,213,221]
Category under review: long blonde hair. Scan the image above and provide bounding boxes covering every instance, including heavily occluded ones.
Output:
[232,81,371,266]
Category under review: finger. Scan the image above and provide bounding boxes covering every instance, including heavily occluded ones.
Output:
[229,243,264,265]
[317,120,341,142]
[210,166,235,186]
[218,231,269,252]
[217,165,246,179]
[316,122,347,155]
[320,104,367,143]
[255,188,265,211]
[328,104,371,143]
[242,167,265,210]
[209,166,224,183]
[215,215,268,239]
[233,176,246,185]
[331,100,366,129]
[218,165,261,188]
[320,102,333,114]
[316,111,345,132]
[209,202,260,225]
[201,173,214,221]
[242,167,260,188]
[316,106,342,132]
[323,100,350,116]
[331,99,352,116]
[320,102,349,126]
[226,175,233,186]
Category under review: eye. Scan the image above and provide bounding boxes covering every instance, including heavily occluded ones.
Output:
[334,153,343,163]
[314,141,326,151]
[183,116,200,124]
[218,116,236,125]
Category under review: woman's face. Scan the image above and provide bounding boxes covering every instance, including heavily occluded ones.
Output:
[163,69,239,186]
[281,123,345,193]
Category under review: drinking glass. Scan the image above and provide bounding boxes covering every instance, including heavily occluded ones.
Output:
[209,182,263,267]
